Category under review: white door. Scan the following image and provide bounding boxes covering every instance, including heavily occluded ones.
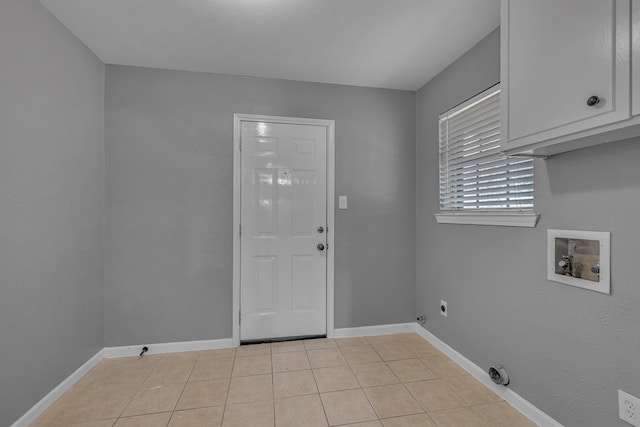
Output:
[240,120,327,341]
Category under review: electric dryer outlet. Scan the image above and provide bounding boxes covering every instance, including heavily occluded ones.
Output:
[440,300,448,317]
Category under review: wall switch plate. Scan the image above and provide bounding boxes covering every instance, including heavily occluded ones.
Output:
[619,390,640,426]
[440,300,448,317]
[338,195,348,209]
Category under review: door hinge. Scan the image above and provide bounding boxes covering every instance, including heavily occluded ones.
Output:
[239,224,241,236]
[239,138,242,151]
[239,311,241,324]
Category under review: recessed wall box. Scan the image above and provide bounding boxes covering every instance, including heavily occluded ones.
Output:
[547,230,610,294]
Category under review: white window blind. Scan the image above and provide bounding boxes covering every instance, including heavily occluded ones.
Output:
[439,85,533,211]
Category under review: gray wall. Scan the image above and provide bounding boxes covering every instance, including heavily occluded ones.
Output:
[105,66,416,346]
[416,28,640,427]
[0,1,105,425]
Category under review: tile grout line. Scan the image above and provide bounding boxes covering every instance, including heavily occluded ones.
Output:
[221,348,243,425]
[164,356,197,426]
[114,356,161,424]
[303,345,331,426]
[184,348,235,426]
[270,345,276,427]
[366,343,400,423]
[378,345,435,422]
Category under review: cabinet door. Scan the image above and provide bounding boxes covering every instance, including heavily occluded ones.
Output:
[633,0,639,116]
[502,0,631,149]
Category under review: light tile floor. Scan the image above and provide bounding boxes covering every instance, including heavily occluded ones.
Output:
[32,333,537,426]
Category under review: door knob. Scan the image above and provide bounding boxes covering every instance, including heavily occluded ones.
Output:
[317,243,325,251]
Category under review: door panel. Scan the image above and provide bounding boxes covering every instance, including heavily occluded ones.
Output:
[292,170,315,234]
[255,256,277,313]
[240,121,327,341]
[256,169,277,234]
[292,256,313,310]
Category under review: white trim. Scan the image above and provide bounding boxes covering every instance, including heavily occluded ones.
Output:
[103,338,235,358]
[333,323,416,338]
[232,114,336,344]
[232,114,242,347]
[10,349,105,427]
[435,212,539,227]
[413,325,563,427]
[326,120,336,338]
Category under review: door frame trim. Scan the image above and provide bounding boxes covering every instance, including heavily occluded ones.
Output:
[232,114,335,346]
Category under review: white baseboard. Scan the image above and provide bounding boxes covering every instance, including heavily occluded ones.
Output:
[103,337,235,358]
[10,349,105,427]
[333,322,416,338]
[413,325,563,427]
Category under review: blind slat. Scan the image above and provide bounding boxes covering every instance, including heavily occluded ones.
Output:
[446,145,503,167]
[441,166,534,181]
[439,187,535,203]
[445,130,501,157]
[439,86,534,211]
[441,168,533,179]
[446,109,500,140]
[441,160,533,178]
[445,124,500,148]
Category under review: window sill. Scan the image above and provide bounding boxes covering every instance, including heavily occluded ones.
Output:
[434,212,540,227]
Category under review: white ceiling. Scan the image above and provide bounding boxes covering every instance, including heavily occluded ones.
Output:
[38,0,499,91]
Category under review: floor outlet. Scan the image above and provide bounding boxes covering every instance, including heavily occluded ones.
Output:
[440,300,448,317]
[619,390,640,426]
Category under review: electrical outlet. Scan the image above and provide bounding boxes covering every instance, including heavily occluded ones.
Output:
[619,390,640,426]
[440,300,448,317]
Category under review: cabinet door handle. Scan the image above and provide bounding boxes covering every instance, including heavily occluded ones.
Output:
[586,95,600,106]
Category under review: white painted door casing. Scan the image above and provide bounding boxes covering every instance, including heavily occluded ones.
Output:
[239,120,328,341]
[633,0,640,117]
[501,0,632,153]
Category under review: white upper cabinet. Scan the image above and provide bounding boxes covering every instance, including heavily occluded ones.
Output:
[501,0,640,156]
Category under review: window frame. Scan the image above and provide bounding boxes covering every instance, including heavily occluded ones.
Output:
[435,84,539,227]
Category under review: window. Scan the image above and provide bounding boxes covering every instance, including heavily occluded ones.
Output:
[435,84,539,227]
